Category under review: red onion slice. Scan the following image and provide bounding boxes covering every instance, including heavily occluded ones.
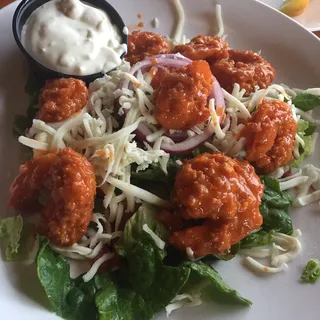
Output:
[134,124,188,144]
[117,54,226,155]
[164,130,188,142]
[160,126,214,155]
[120,54,192,90]
[211,75,225,116]
[134,122,153,141]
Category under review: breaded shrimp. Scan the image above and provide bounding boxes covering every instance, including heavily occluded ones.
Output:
[241,100,297,173]
[126,31,169,65]
[211,50,275,95]
[167,153,263,257]
[172,35,228,62]
[9,148,96,246]
[37,78,88,123]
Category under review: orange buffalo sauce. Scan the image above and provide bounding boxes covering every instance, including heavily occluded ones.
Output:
[166,153,263,257]
[37,78,88,123]
[154,60,213,130]
[126,31,169,65]
[242,100,297,173]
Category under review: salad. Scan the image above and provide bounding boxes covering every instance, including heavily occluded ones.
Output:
[1,1,320,320]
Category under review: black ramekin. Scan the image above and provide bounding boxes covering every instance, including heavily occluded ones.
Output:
[12,0,128,84]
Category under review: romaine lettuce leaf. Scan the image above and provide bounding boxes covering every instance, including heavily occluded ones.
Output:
[182,261,252,306]
[37,238,99,320]
[0,216,36,261]
[291,119,314,168]
[237,229,274,250]
[98,205,190,319]
[36,203,255,320]
[0,216,28,261]
[95,274,152,320]
[213,229,274,261]
[0,216,23,260]
[291,135,312,168]
[260,176,293,234]
[131,147,210,199]
[131,159,181,200]
[115,203,169,257]
[304,121,317,136]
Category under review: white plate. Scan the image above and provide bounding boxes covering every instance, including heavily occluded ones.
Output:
[261,0,320,31]
[1,0,320,319]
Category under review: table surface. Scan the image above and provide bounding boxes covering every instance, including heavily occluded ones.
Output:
[1,0,319,37]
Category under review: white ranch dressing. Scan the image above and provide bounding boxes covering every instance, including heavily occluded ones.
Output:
[22,0,127,75]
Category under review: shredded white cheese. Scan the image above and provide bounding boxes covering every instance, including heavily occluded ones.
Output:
[83,253,114,282]
[241,230,302,274]
[18,136,49,150]
[222,88,251,119]
[142,224,166,250]
[208,98,225,139]
[165,293,202,317]
[107,176,170,208]
[186,247,195,260]
[245,257,287,273]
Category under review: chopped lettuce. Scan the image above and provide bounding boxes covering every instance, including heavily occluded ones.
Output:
[115,203,169,258]
[304,121,317,136]
[291,135,312,168]
[96,204,190,320]
[297,118,309,132]
[131,147,211,199]
[13,101,39,137]
[237,230,274,250]
[260,176,293,234]
[95,274,152,320]
[291,119,314,168]
[0,216,35,261]
[301,259,320,284]
[0,216,23,260]
[37,239,98,320]
[13,73,42,137]
[292,93,320,111]
[213,252,236,261]
[24,72,43,96]
[113,204,190,313]
[131,158,181,200]
[37,203,252,320]
[213,229,275,261]
[182,261,252,306]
